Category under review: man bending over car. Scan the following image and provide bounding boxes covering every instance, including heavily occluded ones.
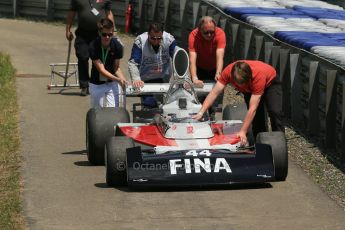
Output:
[193,60,284,145]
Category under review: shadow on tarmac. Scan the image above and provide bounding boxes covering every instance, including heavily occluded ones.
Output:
[47,91,81,96]
[74,161,94,167]
[62,150,86,155]
[94,182,273,192]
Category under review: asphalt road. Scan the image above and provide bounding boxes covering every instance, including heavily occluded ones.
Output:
[1,18,345,230]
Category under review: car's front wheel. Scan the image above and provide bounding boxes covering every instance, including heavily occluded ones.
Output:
[105,136,134,187]
[256,131,288,181]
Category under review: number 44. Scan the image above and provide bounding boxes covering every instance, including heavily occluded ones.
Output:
[185,150,211,157]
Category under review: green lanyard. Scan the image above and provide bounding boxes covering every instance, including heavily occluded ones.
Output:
[101,47,109,64]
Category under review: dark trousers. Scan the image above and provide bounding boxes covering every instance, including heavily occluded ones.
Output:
[243,77,285,138]
[74,29,98,89]
[197,67,216,81]
[196,67,222,118]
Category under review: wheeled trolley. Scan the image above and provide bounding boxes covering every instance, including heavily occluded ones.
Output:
[47,62,79,89]
[47,40,79,90]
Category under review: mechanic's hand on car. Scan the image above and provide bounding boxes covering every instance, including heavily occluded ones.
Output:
[236,131,248,146]
[214,71,221,81]
[132,80,144,88]
[192,111,204,120]
[192,77,204,88]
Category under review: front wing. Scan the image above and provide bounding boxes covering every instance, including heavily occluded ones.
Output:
[126,143,275,187]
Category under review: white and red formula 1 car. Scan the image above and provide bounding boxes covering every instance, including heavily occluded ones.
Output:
[86,48,288,187]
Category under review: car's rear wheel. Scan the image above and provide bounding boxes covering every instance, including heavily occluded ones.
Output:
[86,107,129,165]
[256,131,288,181]
[222,103,254,145]
[105,136,134,187]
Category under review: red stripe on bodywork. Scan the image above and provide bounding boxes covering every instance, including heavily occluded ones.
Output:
[209,123,240,145]
[120,126,178,146]
[120,123,240,147]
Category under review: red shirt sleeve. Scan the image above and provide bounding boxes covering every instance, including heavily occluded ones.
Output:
[188,29,197,52]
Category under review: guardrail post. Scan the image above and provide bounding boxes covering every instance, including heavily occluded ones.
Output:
[264,42,273,64]
[192,1,200,28]
[280,49,291,118]
[340,81,345,164]
[163,0,170,23]
[255,35,264,61]
[200,5,208,16]
[290,53,303,126]
[179,0,186,23]
[213,13,220,25]
[137,0,144,32]
[207,8,216,17]
[46,0,53,20]
[13,0,18,17]
[308,61,320,136]
[219,18,232,64]
[219,17,227,30]
[132,0,144,33]
[271,46,280,70]
[231,24,240,60]
[149,0,157,21]
[324,69,337,148]
[243,29,253,60]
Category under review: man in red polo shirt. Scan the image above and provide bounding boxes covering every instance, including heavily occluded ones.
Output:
[193,60,284,145]
[188,16,226,88]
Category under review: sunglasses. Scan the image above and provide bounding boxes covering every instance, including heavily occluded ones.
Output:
[150,36,162,41]
[101,32,113,37]
[202,30,215,35]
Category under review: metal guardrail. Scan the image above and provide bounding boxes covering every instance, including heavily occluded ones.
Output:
[131,0,345,164]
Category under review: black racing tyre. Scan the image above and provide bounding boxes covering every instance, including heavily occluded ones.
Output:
[105,136,134,187]
[86,107,130,165]
[256,131,288,181]
[222,103,254,145]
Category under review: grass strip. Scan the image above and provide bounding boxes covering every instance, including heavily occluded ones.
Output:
[0,53,24,229]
